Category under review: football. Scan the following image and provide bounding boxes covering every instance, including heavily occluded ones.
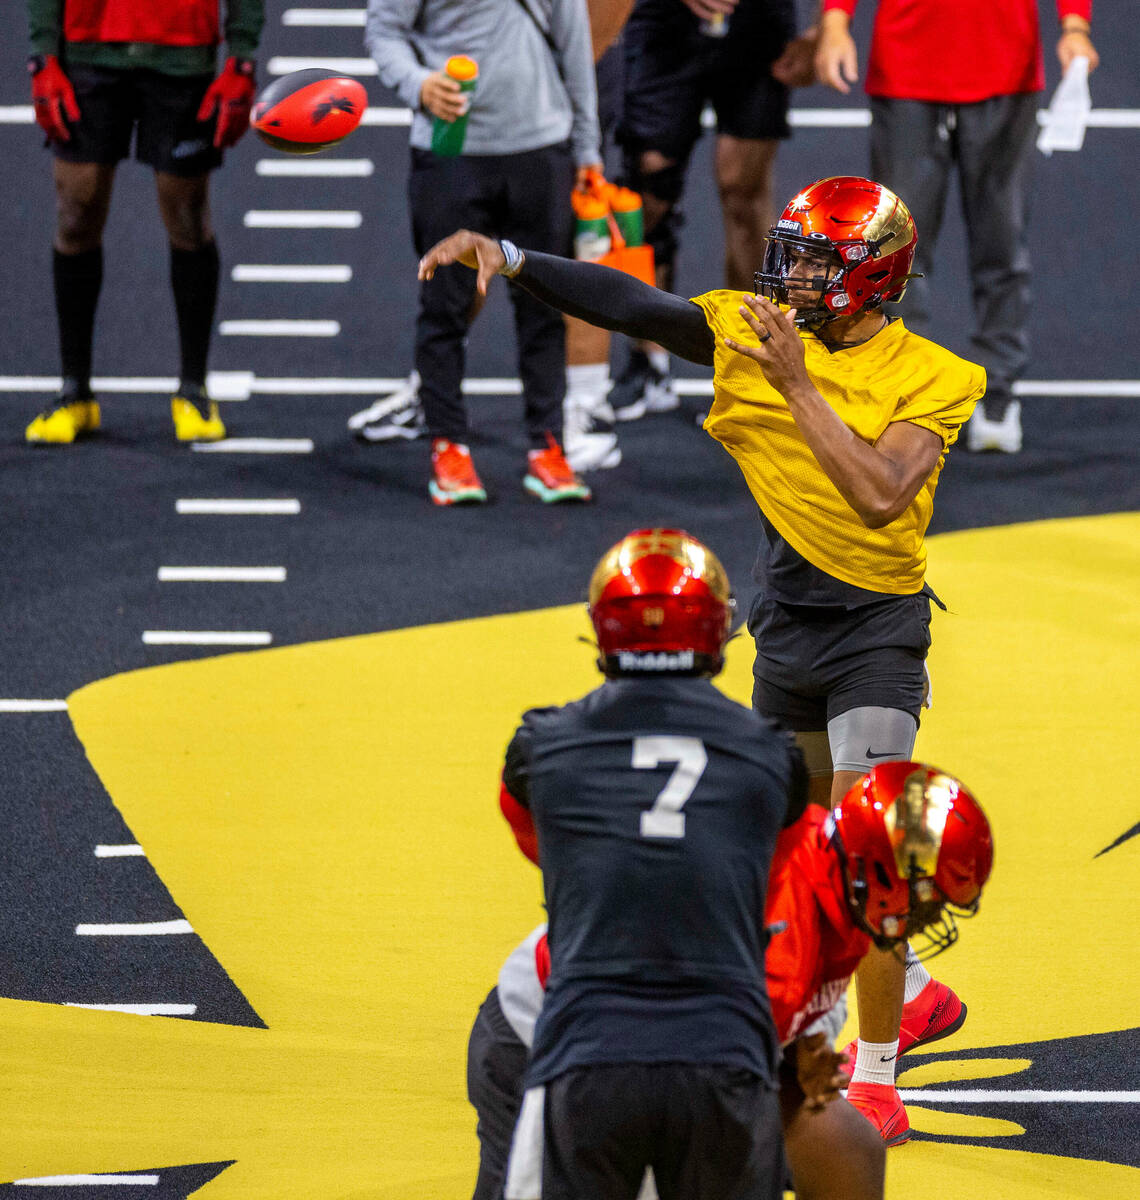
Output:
[250,68,368,154]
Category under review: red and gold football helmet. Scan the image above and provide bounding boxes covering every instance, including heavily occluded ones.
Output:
[755,176,919,330]
[588,529,735,677]
[829,762,994,958]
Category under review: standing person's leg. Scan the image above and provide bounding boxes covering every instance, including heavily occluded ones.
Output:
[709,0,793,293]
[136,68,226,439]
[869,98,953,338]
[28,62,131,444]
[612,1,706,419]
[501,144,590,503]
[715,136,779,291]
[956,93,1037,450]
[409,151,494,504]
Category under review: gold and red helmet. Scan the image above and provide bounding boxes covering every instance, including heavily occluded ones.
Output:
[588,529,735,677]
[755,176,918,330]
[829,762,994,959]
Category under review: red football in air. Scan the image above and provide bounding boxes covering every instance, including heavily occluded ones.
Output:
[251,68,368,154]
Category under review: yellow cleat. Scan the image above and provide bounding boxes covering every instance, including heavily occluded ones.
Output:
[25,397,101,444]
[172,394,226,442]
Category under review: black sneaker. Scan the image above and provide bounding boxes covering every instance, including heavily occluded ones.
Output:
[609,350,679,421]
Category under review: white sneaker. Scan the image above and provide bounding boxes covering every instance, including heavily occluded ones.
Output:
[348,372,425,441]
[564,393,621,472]
[966,399,1022,453]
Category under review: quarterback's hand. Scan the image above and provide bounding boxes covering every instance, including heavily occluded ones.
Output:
[795,1033,848,1111]
[419,230,507,296]
[725,293,811,398]
[772,28,819,88]
[197,57,256,149]
[30,55,80,144]
[815,11,859,94]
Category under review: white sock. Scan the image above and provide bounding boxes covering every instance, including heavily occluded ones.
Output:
[646,347,670,375]
[566,362,609,400]
[850,1038,899,1087]
[904,944,932,1004]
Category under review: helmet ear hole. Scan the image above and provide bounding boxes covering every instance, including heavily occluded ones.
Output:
[873,861,893,891]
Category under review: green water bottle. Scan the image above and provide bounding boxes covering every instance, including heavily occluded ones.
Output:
[431,55,478,157]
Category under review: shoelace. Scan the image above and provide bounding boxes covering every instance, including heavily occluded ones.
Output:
[436,444,480,487]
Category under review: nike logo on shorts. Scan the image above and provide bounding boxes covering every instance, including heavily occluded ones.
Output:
[866,748,901,760]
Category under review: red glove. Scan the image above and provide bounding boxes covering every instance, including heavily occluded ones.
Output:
[197,56,256,149]
[29,54,80,144]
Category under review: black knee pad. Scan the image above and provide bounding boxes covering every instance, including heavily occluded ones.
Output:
[623,157,688,275]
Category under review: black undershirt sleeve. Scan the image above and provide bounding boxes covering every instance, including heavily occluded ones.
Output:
[513,250,717,367]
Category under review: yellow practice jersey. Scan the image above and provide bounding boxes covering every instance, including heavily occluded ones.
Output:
[692,291,986,594]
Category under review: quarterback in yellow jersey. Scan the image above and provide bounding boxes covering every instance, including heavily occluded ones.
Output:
[419,176,987,1154]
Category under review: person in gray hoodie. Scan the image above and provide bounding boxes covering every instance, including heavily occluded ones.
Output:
[367,0,602,505]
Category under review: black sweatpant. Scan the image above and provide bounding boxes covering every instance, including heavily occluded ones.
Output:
[468,987,529,1200]
[870,93,1038,410]
[408,142,576,446]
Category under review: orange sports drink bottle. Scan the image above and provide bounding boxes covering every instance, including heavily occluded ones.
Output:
[431,56,478,156]
[572,187,612,261]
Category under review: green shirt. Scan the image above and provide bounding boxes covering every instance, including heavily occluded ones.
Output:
[28,0,264,77]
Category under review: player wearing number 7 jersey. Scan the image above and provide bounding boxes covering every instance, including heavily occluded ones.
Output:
[496,528,808,1200]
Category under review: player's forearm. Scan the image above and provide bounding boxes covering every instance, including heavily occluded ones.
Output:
[515,251,716,365]
[781,384,913,528]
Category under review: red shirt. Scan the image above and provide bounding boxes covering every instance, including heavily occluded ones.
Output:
[822,0,1093,103]
[764,807,869,1045]
[63,0,221,48]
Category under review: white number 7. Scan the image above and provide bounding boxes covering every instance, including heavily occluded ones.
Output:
[634,736,708,839]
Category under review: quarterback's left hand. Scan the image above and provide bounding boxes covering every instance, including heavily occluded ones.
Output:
[724,293,811,399]
[197,57,256,149]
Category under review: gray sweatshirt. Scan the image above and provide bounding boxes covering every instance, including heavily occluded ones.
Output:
[365,0,600,164]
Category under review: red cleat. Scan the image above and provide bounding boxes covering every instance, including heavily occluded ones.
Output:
[846,1081,911,1147]
[840,979,966,1081]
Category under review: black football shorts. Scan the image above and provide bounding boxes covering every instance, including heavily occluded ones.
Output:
[748,590,933,731]
[52,64,222,176]
[619,0,795,160]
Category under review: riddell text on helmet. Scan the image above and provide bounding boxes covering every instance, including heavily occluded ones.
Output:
[617,650,695,671]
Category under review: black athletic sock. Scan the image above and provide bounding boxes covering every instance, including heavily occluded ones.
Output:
[170,241,219,393]
[53,246,103,395]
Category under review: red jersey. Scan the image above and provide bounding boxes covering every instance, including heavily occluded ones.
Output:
[822,0,1093,103]
[63,0,221,48]
[763,806,869,1045]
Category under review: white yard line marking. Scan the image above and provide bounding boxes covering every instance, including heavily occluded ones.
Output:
[158,566,287,583]
[76,920,194,936]
[176,498,301,514]
[0,372,248,395]
[14,1175,160,1187]
[142,631,273,645]
[6,105,1140,128]
[63,1003,197,1016]
[360,107,412,125]
[4,376,1140,399]
[283,7,366,25]
[0,699,68,712]
[94,844,144,857]
[233,264,352,283]
[899,1088,1140,1103]
[268,56,377,75]
[256,158,373,177]
[219,319,340,337]
[243,210,361,228]
[190,438,314,454]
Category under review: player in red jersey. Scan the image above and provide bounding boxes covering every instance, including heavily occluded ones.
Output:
[479,761,994,1196]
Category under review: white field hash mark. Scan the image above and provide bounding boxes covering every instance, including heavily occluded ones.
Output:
[75,920,194,936]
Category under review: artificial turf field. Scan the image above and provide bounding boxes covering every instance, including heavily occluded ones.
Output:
[1,2,1137,1195]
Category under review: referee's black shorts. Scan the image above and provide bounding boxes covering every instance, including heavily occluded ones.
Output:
[748,590,934,731]
[619,0,795,162]
[543,1062,783,1199]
